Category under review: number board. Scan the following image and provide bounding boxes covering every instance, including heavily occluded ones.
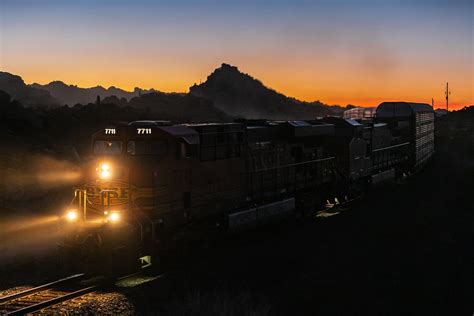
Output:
[137,128,152,135]
[104,128,116,135]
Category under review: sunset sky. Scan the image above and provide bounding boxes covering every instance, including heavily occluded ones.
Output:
[0,0,472,109]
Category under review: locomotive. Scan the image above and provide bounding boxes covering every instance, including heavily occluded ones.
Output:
[60,102,435,271]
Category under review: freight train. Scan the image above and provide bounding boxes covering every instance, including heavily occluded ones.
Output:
[60,102,435,271]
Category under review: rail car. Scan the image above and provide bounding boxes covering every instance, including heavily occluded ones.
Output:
[60,102,435,271]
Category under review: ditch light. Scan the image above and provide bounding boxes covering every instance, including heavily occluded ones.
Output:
[105,211,121,223]
[65,209,78,222]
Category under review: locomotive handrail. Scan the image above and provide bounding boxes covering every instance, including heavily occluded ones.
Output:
[247,156,335,173]
[131,199,148,245]
[86,193,101,197]
[79,189,119,198]
[372,142,410,153]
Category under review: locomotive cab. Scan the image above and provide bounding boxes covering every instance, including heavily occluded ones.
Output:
[61,121,183,272]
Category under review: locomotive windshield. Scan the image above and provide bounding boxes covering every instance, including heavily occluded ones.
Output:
[127,140,168,156]
[93,140,123,155]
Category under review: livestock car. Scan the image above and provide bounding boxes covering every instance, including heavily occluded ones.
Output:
[60,102,434,271]
[375,102,435,171]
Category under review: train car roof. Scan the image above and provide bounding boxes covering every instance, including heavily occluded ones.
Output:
[286,121,334,137]
[287,120,312,127]
[322,117,362,127]
[376,102,434,117]
[186,122,243,127]
[128,120,172,126]
[158,125,200,144]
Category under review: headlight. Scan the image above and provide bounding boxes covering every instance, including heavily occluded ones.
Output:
[107,211,120,223]
[65,209,78,222]
[99,163,111,179]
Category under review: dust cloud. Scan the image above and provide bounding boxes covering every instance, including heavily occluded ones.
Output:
[0,153,82,202]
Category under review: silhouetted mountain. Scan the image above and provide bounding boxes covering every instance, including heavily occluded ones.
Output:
[0,72,59,107]
[128,91,231,122]
[30,81,156,106]
[190,63,344,119]
[2,66,349,118]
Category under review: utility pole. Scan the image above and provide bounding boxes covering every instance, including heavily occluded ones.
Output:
[432,98,434,108]
[445,82,451,112]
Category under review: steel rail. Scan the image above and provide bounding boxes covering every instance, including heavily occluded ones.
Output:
[0,269,156,315]
[5,285,97,316]
[0,273,85,305]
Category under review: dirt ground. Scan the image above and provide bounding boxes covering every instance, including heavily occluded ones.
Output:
[0,115,472,315]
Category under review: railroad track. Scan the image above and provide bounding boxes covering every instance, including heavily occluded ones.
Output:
[0,273,97,315]
[0,269,161,315]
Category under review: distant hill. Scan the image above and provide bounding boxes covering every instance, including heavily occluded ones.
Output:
[190,63,344,120]
[445,105,474,121]
[0,72,59,107]
[30,81,157,106]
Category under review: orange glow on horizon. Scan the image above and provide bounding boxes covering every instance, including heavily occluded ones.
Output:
[4,64,471,111]
[1,0,471,112]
